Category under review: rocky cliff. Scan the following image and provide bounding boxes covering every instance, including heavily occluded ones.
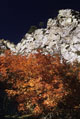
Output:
[1,9,80,63]
[0,39,16,55]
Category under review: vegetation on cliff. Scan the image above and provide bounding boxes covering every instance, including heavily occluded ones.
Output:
[0,49,80,119]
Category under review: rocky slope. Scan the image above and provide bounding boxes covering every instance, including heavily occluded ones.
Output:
[1,9,80,63]
[0,39,16,55]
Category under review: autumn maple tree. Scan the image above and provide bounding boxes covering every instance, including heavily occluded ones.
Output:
[0,49,80,118]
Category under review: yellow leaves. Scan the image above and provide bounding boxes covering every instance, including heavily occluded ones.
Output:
[43,97,57,108]
[28,79,35,87]
[29,82,34,87]
[5,89,17,97]
[22,83,28,88]
[33,105,42,114]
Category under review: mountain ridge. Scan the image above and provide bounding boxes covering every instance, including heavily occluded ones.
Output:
[1,9,80,63]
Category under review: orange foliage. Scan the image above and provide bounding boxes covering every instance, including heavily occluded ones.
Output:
[0,50,80,117]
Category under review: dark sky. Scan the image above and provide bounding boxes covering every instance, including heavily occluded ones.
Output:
[0,0,80,44]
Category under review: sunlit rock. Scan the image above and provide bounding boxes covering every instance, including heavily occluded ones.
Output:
[1,9,80,63]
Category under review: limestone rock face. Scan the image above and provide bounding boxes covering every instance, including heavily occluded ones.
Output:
[1,9,80,63]
[0,39,16,55]
[15,9,80,63]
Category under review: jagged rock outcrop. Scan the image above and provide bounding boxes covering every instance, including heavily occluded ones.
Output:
[16,9,80,63]
[0,39,16,55]
[1,9,80,63]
